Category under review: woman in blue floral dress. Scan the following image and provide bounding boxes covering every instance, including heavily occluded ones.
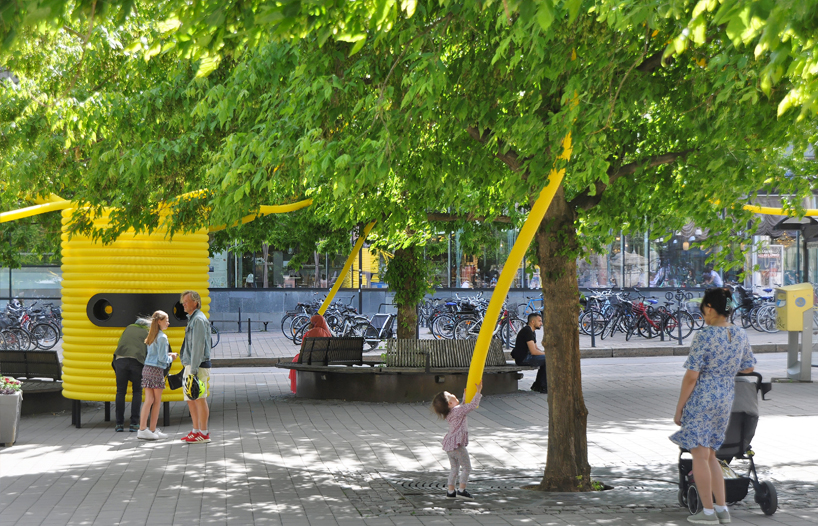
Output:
[671,287,756,525]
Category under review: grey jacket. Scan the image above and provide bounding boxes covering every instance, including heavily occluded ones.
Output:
[180,308,210,374]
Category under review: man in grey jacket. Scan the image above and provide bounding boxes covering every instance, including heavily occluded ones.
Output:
[179,290,212,444]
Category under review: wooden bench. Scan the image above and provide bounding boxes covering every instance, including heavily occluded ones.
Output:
[276,337,535,402]
[298,337,367,366]
[0,349,62,385]
[384,337,536,373]
[0,349,70,415]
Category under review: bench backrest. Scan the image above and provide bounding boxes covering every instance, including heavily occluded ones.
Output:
[0,350,62,380]
[299,337,364,366]
[384,338,506,368]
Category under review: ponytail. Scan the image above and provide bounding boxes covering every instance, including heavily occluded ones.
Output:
[145,310,168,345]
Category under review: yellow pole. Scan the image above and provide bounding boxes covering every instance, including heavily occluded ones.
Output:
[318,221,376,315]
[464,133,573,403]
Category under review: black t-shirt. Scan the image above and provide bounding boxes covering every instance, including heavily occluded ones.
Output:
[511,325,535,365]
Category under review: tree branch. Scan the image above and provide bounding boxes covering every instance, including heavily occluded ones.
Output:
[636,51,666,73]
[427,212,512,224]
[62,25,84,40]
[569,149,695,211]
[64,0,97,96]
[465,126,527,174]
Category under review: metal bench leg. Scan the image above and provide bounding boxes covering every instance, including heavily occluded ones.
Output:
[104,402,111,422]
[73,400,82,429]
[163,401,170,427]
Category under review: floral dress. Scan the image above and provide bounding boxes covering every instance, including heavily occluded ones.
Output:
[670,325,756,450]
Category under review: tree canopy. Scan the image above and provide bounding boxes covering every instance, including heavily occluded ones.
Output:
[2,0,817,492]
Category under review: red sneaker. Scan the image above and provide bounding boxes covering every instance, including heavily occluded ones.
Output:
[196,433,211,444]
[181,431,199,443]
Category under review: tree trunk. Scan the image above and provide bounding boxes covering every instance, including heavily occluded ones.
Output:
[393,247,419,340]
[535,185,592,492]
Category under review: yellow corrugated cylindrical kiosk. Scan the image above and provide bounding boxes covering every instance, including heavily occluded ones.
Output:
[60,208,210,403]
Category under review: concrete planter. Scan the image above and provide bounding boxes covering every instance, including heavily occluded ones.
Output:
[0,392,23,446]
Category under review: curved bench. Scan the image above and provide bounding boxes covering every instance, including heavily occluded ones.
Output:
[276,337,534,402]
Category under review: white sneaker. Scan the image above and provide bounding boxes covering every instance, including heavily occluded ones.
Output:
[153,429,169,439]
[137,428,158,440]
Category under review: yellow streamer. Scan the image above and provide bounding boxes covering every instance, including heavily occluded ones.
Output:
[318,222,376,315]
[464,133,573,403]
[209,199,313,232]
[742,204,818,216]
[0,199,72,223]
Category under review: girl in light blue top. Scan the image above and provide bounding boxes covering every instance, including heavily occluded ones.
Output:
[138,311,177,440]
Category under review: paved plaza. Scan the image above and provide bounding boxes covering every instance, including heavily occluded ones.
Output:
[2,343,817,526]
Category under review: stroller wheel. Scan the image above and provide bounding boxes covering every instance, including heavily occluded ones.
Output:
[756,481,777,516]
[687,484,702,514]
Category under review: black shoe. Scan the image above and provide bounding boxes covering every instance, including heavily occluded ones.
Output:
[530,383,542,392]
[446,490,456,499]
[115,424,124,432]
[456,489,473,500]
[129,424,139,432]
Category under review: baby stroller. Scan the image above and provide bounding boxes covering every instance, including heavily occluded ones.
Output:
[678,372,777,515]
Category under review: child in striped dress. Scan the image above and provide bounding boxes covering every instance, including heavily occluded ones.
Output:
[432,381,483,500]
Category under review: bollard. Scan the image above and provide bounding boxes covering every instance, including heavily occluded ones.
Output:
[590,308,596,348]
[677,303,684,345]
[247,318,252,357]
[238,306,242,333]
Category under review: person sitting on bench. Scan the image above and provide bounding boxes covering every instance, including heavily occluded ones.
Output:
[290,315,333,393]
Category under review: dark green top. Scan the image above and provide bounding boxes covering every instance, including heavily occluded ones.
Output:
[114,324,148,363]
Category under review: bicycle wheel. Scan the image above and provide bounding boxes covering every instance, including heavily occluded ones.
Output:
[579,309,606,336]
[0,330,15,349]
[757,306,779,333]
[351,322,379,350]
[325,312,344,334]
[664,312,694,340]
[431,314,456,340]
[290,314,311,344]
[280,312,296,340]
[690,311,704,330]
[8,328,32,350]
[211,325,220,348]
[31,323,59,350]
[503,316,525,347]
[636,315,660,339]
[454,317,481,340]
[599,314,618,340]
[749,307,763,332]
[624,315,637,341]
[293,322,307,345]
[731,308,751,329]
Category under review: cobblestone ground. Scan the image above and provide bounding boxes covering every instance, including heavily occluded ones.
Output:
[1,354,816,526]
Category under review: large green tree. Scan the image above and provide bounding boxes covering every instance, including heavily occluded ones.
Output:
[185,1,814,492]
[2,0,816,492]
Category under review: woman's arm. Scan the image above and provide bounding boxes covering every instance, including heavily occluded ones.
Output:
[739,366,755,374]
[674,369,700,426]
